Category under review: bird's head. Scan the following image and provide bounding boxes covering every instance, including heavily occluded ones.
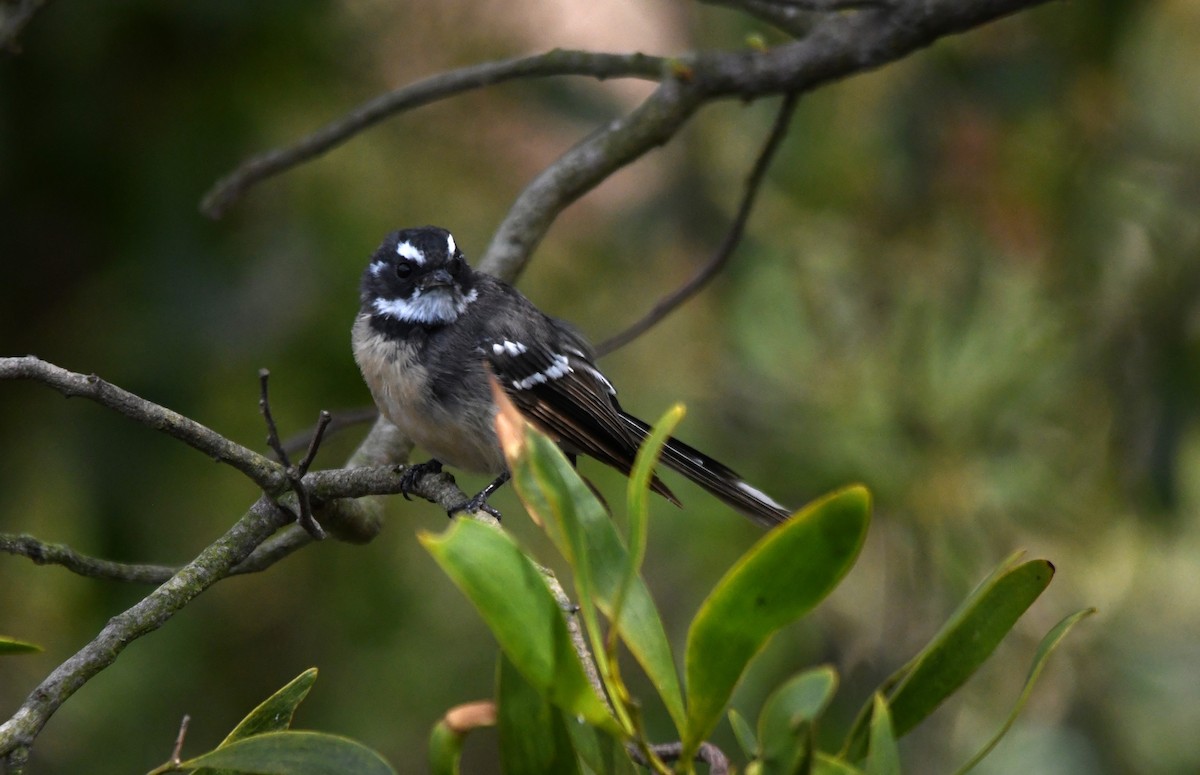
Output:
[361,226,479,327]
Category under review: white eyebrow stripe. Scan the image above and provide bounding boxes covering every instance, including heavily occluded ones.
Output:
[447,233,457,255]
[369,260,388,276]
[396,240,425,264]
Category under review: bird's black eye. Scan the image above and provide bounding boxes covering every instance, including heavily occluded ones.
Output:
[447,256,464,276]
[394,262,414,280]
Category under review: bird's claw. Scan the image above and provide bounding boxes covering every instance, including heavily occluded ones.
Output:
[449,491,503,520]
[400,459,444,501]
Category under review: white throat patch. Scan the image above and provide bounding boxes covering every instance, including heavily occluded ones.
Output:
[373,287,478,325]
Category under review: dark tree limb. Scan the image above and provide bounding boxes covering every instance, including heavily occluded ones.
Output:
[595,91,799,357]
[200,49,667,219]
[0,356,285,492]
[0,496,291,768]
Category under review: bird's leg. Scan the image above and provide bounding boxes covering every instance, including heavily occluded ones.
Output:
[449,471,511,520]
[400,459,445,501]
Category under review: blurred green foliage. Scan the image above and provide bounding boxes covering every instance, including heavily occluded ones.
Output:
[2,1,1198,773]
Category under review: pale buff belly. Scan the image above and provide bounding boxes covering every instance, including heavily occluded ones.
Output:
[352,317,504,473]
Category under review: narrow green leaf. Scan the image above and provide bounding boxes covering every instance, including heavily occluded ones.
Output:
[685,486,871,754]
[179,731,395,775]
[511,426,686,733]
[498,652,582,775]
[843,557,1055,760]
[952,607,1096,774]
[193,668,320,775]
[619,404,686,626]
[758,666,838,775]
[419,518,620,735]
[0,636,42,655]
[221,668,318,744]
[864,695,900,775]
[728,709,759,760]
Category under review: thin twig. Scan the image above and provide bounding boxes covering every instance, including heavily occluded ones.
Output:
[0,356,285,491]
[258,370,327,540]
[200,50,666,218]
[595,92,799,356]
[279,406,377,459]
[171,715,190,764]
[298,410,332,475]
[0,461,478,585]
[0,534,178,584]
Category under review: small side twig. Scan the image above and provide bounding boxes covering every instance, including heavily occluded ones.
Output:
[595,91,800,357]
[171,715,190,764]
[258,369,328,540]
[279,406,378,458]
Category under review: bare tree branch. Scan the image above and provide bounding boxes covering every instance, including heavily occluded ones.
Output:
[0,534,179,584]
[595,91,799,357]
[0,496,290,768]
[479,0,1052,279]
[0,356,285,492]
[200,49,667,219]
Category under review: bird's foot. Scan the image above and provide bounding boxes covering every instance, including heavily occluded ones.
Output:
[448,472,511,521]
[400,459,444,501]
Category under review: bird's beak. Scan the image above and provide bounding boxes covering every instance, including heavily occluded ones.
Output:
[419,269,455,290]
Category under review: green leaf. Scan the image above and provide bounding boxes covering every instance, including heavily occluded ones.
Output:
[843,555,1055,760]
[952,607,1096,774]
[864,695,900,775]
[728,708,759,760]
[498,652,582,775]
[420,517,620,735]
[685,486,871,754]
[221,668,317,744]
[0,636,42,655]
[511,426,686,733]
[178,731,395,775]
[193,667,320,775]
[618,404,685,629]
[758,666,838,775]
[813,753,865,775]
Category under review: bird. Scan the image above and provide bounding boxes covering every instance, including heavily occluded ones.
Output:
[351,225,791,527]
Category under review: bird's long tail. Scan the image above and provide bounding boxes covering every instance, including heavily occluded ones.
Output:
[619,413,791,527]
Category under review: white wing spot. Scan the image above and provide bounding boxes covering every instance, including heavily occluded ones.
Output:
[513,353,572,390]
[447,233,457,255]
[735,481,787,511]
[396,240,425,264]
[504,340,527,356]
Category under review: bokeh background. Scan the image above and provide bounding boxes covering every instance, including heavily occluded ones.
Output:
[2,1,1198,772]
